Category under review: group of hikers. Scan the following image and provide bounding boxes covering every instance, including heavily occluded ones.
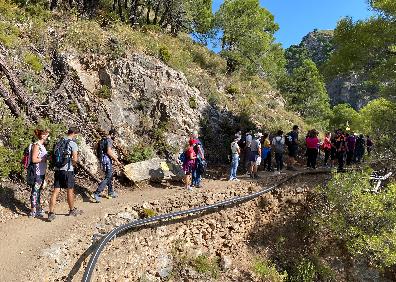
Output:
[25,124,373,218]
[227,125,374,181]
[25,127,121,220]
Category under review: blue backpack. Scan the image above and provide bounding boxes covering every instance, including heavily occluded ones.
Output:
[179,151,187,164]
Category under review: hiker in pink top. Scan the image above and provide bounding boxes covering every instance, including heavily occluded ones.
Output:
[306,129,320,169]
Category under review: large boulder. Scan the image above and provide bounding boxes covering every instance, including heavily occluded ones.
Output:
[123,158,184,183]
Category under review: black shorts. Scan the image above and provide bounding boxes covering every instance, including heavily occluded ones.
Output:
[54,170,75,189]
[288,146,298,157]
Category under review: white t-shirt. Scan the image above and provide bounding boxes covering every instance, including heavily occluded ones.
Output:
[32,143,47,176]
[231,141,240,154]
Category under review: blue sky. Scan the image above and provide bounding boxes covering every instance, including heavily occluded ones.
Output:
[213,0,374,48]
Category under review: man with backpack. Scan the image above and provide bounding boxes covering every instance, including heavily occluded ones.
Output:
[91,129,121,202]
[48,127,82,222]
[354,134,366,163]
[229,134,241,181]
[272,130,285,175]
[285,125,299,171]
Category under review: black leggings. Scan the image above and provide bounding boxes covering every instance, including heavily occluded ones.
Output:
[307,148,318,169]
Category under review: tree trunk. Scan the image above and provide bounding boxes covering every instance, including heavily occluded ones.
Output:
[153,1,160,24]
[0,56,40,122]
[146,1,151,25]
[0,82,23,119]
[118,0,124,21]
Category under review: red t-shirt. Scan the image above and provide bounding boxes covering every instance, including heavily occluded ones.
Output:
[186,146,196,160]
[306,137,319,149]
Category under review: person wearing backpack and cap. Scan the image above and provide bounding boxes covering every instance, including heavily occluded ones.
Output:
[91,129,121,203]
[286,125,299,171]
[249,132,262,179]
[48,127,82,222]
[28,128,50,218]
[272,130,285,175]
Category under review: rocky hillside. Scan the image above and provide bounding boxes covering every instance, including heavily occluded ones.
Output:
[287,29,379,110]
[0,1,305,178]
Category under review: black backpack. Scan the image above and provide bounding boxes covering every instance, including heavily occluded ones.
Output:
[96,138,108,161]
[53,138,72,169]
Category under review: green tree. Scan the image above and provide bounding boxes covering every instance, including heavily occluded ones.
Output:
[329,103,361,132]
[359,98,396,157]
[323,1,396,101]
[317,171,396,269]
[214,0,285,81]
[281,59,331,125]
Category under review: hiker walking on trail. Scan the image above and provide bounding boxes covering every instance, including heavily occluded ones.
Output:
[335,130,347,172]
[48,128,82,222]
[355,134,366,163]
[306,129,319,169]
[191,131,206,188]
[272,130,285,175]
[91,129,121,203]
[262,133,272,172]
[183,139,197,191]
[346,133,356,165]
[321,132,332,167]
[229,134,241,181]
[28,128,50,218]
[249,132,262,179]
[286,125,299,171]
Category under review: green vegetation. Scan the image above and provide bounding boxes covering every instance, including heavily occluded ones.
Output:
[281,59,331,127]
[324,0,396,100]
[23,52,43,73]
[253,258,288,281]
[141,208,156,218]
[192,254,220,278]
[159,46,171,63]
[96,85,112,99]
[0,105,65,179]
[317,171,396,269]
[127,144,155,163]
[214,0,285,80]
[188,96,197,109]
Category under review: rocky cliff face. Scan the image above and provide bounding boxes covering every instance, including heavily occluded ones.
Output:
[289,30,379,110]
[13,50,239,174]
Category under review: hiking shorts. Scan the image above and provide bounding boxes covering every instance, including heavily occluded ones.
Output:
[288,146,298,158]
[54,170,75,189]
[249,151,259,162]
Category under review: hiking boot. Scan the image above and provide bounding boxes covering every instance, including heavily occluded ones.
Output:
[90,192,101,203]
[68,208,83,217]
[48,212,56,222]
[105,192,118,199]
[36,209,45,218]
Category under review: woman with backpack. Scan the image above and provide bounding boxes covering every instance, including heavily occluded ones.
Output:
[272,130,285,175]
[262,133,272,172]
[28,128,50,218]
[183,139,197,191]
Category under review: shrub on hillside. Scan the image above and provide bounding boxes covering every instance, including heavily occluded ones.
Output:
[23,52,43,73]
[316,171,396,269]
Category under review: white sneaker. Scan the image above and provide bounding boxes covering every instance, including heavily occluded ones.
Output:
[233,178,240,181]
[187,186,193,191]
